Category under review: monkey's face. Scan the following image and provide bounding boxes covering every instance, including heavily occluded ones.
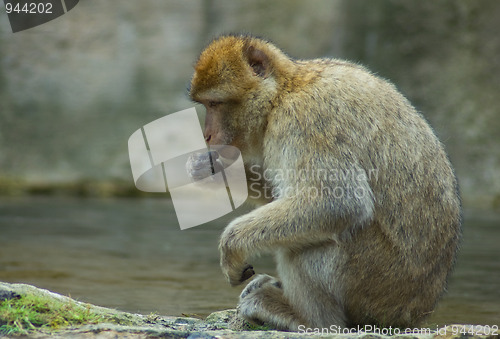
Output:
[189,35,278,156]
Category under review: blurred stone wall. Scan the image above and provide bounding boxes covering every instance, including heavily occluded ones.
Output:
[339,0,500,208]
[0,0,499,207]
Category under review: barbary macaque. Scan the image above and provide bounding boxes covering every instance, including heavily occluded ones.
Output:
[187,34,462,331]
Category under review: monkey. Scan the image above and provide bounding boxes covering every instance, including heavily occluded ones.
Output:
[187,34,462,331]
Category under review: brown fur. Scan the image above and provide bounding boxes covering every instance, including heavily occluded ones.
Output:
[188,34,462,331]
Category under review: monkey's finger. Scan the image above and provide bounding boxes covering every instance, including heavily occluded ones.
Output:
[207,150,220,161]
[240,264,255,283]
[189,168,213,180]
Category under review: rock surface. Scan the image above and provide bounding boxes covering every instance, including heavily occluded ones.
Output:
[0,282,496,338]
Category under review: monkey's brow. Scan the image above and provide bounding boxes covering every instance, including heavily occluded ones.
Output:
[188,94,203,104]
[189,96,201,104]
[186,85,202,104]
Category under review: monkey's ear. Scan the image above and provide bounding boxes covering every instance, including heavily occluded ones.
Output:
[244,45,270,78]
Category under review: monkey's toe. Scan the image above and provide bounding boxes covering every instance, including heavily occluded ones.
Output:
[240,274,278,300]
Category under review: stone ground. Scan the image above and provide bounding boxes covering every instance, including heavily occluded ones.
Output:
[0,282,496,338]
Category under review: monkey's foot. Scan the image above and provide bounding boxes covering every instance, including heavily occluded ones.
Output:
[239,274,281,300]
[238,274,300,331]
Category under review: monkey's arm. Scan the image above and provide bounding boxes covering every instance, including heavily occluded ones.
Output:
[220,178,375,285]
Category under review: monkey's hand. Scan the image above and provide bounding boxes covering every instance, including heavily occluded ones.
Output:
[219,225,255,286]
[186,151,223,182]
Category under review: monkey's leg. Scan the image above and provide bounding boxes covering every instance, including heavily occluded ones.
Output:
[238,274,305,331]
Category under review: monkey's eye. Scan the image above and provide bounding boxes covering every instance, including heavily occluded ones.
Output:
[208,101,222,108]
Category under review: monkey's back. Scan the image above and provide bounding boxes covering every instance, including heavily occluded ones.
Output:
[271,59,462,328]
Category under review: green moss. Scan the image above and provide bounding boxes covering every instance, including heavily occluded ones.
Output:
[246,323,272,331]
[0,176,171,198]
[0,293,108,335]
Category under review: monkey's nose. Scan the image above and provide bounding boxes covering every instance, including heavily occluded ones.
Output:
[205,135,212,143]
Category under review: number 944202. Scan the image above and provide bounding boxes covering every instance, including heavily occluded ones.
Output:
[5,2,53,14]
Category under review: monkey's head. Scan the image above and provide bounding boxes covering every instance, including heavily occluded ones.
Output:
[189,35,286,157]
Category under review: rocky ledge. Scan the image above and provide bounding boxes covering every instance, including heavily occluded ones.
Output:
[0,282,496,338]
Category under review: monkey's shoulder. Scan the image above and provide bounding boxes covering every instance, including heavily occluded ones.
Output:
[292,57,371,76]
[285,57,394,99]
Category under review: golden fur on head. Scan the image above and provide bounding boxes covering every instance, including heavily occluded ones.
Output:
[189,35,285,104]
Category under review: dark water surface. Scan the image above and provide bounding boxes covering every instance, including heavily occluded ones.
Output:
[0,196,498,327]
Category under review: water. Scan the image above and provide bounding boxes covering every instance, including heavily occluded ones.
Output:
[0,196,498,327]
